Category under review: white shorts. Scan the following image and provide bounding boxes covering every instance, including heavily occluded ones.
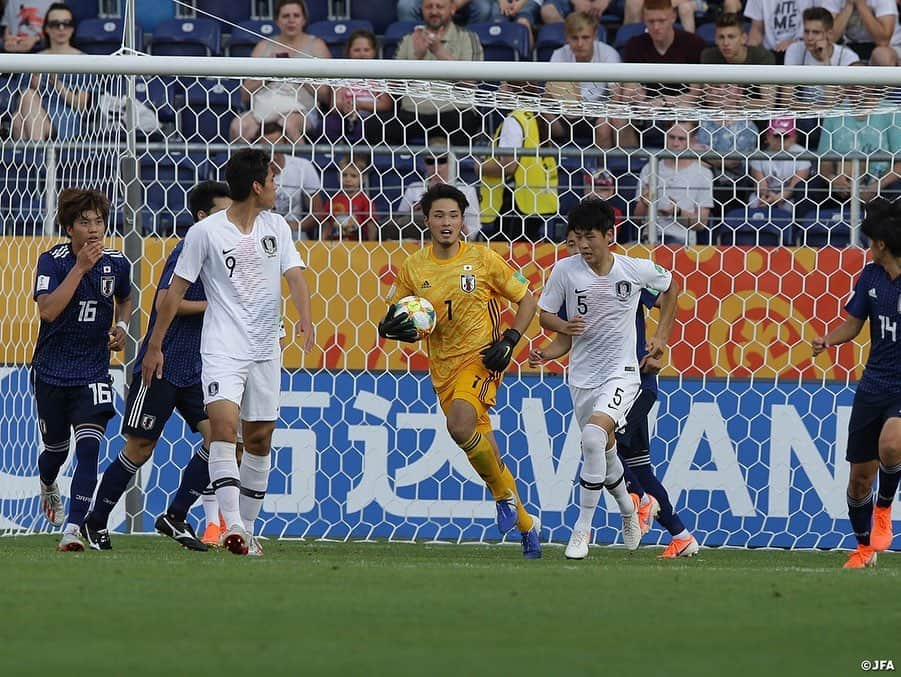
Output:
[201,355,281,422]
[571,371,641,433]
[251,87,308,123]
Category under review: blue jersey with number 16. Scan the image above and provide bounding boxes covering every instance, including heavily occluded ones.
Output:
[845,262,901,395]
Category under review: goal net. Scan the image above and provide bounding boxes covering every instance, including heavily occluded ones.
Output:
[0,39,898,549]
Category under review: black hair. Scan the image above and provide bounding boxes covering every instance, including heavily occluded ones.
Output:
[188,181,230,222]
[57,187,109,233]
[862,197,901,257]
[567,197,617,235]
[420,183,468,217]
[225,148,271,202]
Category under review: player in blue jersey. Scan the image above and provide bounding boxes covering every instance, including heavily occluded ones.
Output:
[80,181,232,552]
[812,198,901,568]
[32,188,133,552]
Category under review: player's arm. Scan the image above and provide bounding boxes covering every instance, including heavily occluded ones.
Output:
[155,289,207,316]
[108,293,134,352]
[284,266,315,352]
[481,290,537,372]
[142,275,191,385]
[646,278,680,359]
[812,315,866,356]
[35,241,104,322]
[529,332,572,366]
[539,309,586,336]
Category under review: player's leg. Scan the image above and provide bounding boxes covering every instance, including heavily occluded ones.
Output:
[871,405,901,551]
[843,392,883,567]
[33,378,70,529]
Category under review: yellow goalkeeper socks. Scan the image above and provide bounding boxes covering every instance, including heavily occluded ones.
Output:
[460,431,532,532]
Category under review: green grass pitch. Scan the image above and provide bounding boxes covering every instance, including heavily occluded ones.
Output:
[0,537,897,676]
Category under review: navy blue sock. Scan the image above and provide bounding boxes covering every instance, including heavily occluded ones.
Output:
[167,446,210,522]
[628,462,687,536]
[38,439,70,485]
[848,493,873,546]
[621,462,644,498]
[876,462,901,508]
[68,427,103,527]
[87,451,141,529]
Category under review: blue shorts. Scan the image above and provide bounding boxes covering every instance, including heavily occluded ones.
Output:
[32,375,115,444]
[616,388,658,458]
[544,0,573,19]
[121,376,207,440]
[845,388,901,464]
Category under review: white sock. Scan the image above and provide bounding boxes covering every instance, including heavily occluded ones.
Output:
[673,529,691,540]
[575,424,607,531]
[208,441,241,529]
[201,487,219,527]
[239,451,270,534]
[605,446,635,515]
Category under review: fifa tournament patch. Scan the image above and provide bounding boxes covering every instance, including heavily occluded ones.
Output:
[386,283,396,301]
[35,275,50,292]
[654,263,666,274]
[514,272,528,285]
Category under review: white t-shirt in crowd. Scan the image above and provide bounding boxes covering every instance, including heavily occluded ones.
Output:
[744,0,810,50]
[537,253,673,389]
[174,209,305,361]
[274,155,321,237]
[2,0,51,37]
[636,160,714,245]
[749,143,811,207]
[396,181,482,238]
[549,41,621,101]
[819,0,901,46]
[783,41,859,66]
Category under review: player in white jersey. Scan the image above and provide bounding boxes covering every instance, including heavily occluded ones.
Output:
[534,198,679,559]
[143,148,315,556]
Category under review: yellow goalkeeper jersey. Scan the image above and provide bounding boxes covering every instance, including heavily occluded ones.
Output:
[392,241,529,393]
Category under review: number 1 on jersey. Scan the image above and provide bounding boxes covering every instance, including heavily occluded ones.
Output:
[445,299,452,321]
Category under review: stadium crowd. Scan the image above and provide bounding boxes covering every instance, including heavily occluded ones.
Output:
[1,0,900,245]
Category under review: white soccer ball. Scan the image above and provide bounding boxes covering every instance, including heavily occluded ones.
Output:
[394,295,437,338]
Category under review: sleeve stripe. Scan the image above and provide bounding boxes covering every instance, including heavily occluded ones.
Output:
[487,298,501,345]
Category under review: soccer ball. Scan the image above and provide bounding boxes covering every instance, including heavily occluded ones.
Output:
[394,295,437,338]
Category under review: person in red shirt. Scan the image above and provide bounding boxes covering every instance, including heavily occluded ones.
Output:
[325,156,377,241]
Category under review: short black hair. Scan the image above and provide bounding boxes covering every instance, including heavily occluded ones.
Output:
[567,197,617,235]
[188,181,230,222]
[225,148,271,202]
[862,197,901,256]
[420,183,468,217]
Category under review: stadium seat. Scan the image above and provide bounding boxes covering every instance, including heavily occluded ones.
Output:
[307,19,374,58]
[350,0,397,36]
[67,0,99,22]
[613,23,646,49]
[382,21,418,59]
[469,22,531,61]
[534,22,608,61]
[139,151,208,235]
[305,0,331,24]
[132,76,179,125]
[371,152,416,221]
[718,206,793,246]
[195,0,251,31]
[76,18,144,54]
[227,19,277,57]
[150,18,222,57]
[696,22,717,46]
[794,208,852,247]
[179,77,243,143]
[0,148,45,234]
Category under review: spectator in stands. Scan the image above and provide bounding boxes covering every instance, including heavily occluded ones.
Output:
[825,0,901,61]
[324,155,378,241]
[870,44,900,65]
[701,13,777,108]
[230,0,331,143]
[545,11,620,148]
[542,0,612,24]
[396,140,482,239]
[624,0,722,34]
[480,82,559,242]
[398,0,500,23]
[256,122,325,240]
[322,29,393,144]
[634,120,714,244]
[746,0,806,63]
[2,0,51,52]
[583,168,624,226]
[11,3,93,141]
[390,0,484,146]
[497,0,544,40]
[749,118,812,212]
[615,0,706,147]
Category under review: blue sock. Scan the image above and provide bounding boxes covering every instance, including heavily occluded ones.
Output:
[86,451,141,529]
[848,493,873,546]
[876,462,901,508]
[68,427,104,527]
[38,439,70,485]
[628,461,687,537]
[167,446,210,522]
[621,462,644,499]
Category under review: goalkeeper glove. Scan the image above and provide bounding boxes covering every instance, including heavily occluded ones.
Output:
[377,304,419,343]
[481,328,522,372]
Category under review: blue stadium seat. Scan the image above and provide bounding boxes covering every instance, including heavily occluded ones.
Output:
[195,0,251,31]
[227,19,277,57]
[76,18,144,54]
[0,149,44,234]
[305,0,330,24]
[150,18,222,57]
[718,206,793,246]
[794,208,852,247]
[696,22,717,46]
[613,23,646,49]
[139,151,208,235]
[469,22,531,61]
[382,21,417,59]
[133,76,179,124]
[534,22,608,61]
[371,152,416,221]
[179,77,243,143]
[307,19,374,57]
[350,0,397,36]
[68,0,99,22]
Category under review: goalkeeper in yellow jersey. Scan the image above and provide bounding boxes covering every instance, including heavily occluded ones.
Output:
[378,184,542,558]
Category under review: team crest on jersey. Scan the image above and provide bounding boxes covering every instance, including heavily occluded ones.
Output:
[261,236,278,257]
[100,276,115,297]
[140,414,156,431]
[615,281,632,299]
[208,382,219,396]
[460,274,476,294]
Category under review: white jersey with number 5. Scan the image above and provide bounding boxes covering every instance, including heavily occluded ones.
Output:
[538,253,672,389]
[174,210,305,361]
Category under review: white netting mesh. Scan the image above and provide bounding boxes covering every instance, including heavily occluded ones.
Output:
[0,30,898,548]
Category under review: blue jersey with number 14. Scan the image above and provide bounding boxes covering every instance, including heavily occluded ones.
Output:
[845,262,901,395]
[32,243,132,386]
